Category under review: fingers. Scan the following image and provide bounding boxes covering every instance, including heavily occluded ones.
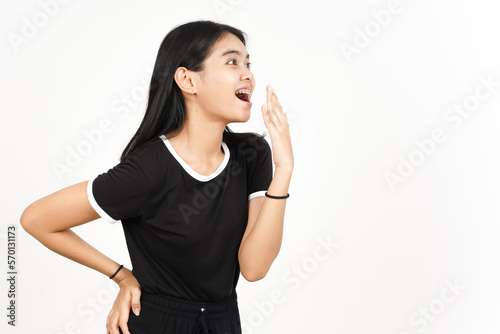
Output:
[131,287,142,316]
[266,84,272,114]
[117,297,132,333]
[106,307,115,334]
[261,104,270,125]
[265,85,280,126]
[263,84,284,128]
[269,85,287,124]
[106,272,142,334]
[108,309,131,334]
[106,289,136,334]
[118,322,130,334]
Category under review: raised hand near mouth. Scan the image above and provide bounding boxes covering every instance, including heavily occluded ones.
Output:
[261,84,294,172]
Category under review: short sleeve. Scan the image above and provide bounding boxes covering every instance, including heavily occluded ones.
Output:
[87,151,151,223]
[247,137,273,200]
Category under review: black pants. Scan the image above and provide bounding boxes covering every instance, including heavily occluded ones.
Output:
[119,289,242,334]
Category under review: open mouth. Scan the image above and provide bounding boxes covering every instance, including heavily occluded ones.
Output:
[235,89,251,102]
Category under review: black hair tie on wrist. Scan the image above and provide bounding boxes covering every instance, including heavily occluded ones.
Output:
[265,192,290,199]
[110,264,124,279]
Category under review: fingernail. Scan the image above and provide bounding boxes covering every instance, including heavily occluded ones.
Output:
[134,308,140,316]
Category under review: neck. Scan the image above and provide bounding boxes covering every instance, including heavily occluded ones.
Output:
[166,106,227,161]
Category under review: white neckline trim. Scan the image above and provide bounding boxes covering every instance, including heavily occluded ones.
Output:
[159,135,230,182]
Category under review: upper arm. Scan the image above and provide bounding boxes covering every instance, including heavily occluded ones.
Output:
[20,181,101,234]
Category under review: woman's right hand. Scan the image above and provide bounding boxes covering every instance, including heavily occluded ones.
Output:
[106,267,142,334]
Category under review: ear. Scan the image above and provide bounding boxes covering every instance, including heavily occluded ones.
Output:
[174,67,196,96]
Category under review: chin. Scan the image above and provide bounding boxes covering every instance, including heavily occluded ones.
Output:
[219,107,250,124]
[234,109,252,123]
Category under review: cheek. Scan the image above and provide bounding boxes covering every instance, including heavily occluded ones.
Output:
[197,70,240,111]
[199,87,234,116]
[206,79,235,103]
[206,87,232,105]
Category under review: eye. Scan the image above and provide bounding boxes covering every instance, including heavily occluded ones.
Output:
[227,59,252,69]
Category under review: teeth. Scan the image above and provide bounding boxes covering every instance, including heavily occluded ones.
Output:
[235,89,251,95]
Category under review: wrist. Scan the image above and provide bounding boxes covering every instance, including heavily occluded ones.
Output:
[112,266,133,285]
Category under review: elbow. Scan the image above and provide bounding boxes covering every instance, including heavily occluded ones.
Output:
[20,205,38,235]
[239,252,274,282]
[241,267,269,282]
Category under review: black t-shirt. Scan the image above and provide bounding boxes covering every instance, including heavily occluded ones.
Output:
[86,133,273,302]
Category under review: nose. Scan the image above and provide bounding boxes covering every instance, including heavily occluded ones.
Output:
[241,66,254,82]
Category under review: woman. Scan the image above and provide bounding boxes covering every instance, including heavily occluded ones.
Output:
[20,20,293,334]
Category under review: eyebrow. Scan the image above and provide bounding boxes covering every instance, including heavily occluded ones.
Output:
[220,49,250,59]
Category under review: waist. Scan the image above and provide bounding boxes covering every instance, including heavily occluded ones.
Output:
[140,289,239,318]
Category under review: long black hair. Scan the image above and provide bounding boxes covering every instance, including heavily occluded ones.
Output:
[120,20,266,162]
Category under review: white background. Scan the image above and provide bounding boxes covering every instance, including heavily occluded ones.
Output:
[2,0,500,333]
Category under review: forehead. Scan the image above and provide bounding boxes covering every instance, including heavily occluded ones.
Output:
[209,33,249,60]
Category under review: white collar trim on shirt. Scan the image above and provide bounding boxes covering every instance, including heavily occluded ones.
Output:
[159,135,230,182]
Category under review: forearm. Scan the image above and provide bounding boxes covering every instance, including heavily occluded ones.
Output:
[21,183,144,333]
[26,227,128,284]
[20,181,132,284]
[239,166,293,278]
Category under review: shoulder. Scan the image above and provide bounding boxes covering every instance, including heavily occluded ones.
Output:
[125,137,165,162]
[119,137,167,182]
